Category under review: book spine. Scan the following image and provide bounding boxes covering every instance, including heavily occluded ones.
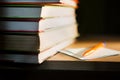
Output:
[0,6,42,18]
[0,0,60,5]
[0,34,40,53]
[0,18,41,33]
[0,53,38,63]
[0,0,60,3]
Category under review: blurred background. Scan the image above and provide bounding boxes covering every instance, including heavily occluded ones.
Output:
[76,0,120,36]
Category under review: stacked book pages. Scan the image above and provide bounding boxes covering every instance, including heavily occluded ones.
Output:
[0,0,79,64]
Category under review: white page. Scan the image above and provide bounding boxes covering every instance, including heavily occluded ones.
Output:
[59,47,120,60]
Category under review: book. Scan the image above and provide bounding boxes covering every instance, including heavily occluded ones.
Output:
[59,47,120,60]
[0,0,78,7]
[0,16,76,33]
[0,23,78,53]
[0,5,76,18]
[0,38,75,63]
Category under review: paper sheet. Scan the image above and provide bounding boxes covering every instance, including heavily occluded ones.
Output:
[59,47,120,60]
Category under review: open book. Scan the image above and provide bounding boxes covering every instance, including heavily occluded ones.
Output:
[59,47,120,60]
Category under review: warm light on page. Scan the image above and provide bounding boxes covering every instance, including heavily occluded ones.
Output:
[82,42,105,57]
[60,0,77,7]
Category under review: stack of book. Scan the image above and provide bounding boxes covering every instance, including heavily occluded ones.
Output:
[0,0,79,64]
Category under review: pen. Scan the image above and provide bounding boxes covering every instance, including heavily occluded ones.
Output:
[82,42,105,57]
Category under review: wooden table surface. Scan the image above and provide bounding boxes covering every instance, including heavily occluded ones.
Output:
[48,35,120,62]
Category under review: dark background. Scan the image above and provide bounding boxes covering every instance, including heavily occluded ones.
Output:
[76,0,120,36]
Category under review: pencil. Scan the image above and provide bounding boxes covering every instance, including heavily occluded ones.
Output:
[82,42,105,57]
